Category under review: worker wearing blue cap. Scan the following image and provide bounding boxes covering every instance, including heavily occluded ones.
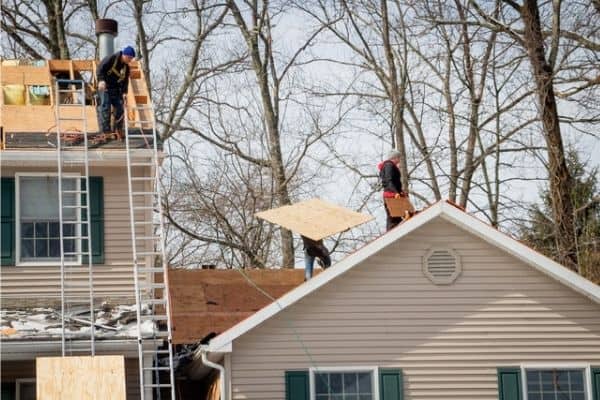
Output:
[96,46,136,136]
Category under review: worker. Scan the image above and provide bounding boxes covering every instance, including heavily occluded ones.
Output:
[301,235,331,280]
[96,46,135,136]
[378,150,407,231]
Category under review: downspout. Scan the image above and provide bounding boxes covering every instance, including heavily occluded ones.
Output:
[200,346,226,400]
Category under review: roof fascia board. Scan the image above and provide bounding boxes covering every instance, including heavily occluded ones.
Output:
[0,149,154,166]
[438,202,600,303]
[206,202,445,353]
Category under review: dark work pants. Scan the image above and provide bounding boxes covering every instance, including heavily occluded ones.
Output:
[97,90,124,133]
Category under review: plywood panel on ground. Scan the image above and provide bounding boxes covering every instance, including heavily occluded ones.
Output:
[255,198,373,240]
[36,355,126,400]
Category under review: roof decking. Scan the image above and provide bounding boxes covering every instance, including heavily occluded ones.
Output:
[167,268,306,344]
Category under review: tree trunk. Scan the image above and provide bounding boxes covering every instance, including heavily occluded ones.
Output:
[520,0,578,270]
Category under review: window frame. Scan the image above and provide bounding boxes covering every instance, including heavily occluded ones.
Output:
[309,366,380,400]
[15,378,35,400]
[15,172,82,266]
[520,364,593,400]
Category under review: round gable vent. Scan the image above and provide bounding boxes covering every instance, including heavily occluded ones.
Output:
[423,248,461,285]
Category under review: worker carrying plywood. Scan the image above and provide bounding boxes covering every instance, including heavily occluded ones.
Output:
[256,199,373,280]
[96,46,135,137]
[378,150,411,231]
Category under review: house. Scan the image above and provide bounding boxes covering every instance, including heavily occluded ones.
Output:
[1,19,172,400]
[194,201,600,400]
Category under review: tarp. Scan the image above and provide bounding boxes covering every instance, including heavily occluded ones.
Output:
[255,198,373,240]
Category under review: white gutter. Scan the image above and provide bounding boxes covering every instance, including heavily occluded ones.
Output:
[200,346,226,400]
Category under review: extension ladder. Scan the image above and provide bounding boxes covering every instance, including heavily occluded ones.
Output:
[54,79,95,356]
[124,103,176,400]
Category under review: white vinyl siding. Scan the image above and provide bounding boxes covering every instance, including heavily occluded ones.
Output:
[229,218,600,400]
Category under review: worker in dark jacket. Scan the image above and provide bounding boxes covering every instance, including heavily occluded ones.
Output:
[96,46,135,134]
[302,235,331,280]
[378,150,407,231]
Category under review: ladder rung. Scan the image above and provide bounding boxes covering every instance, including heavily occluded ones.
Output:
[135,236,159,240]
[63,205,87,208]
[143,366,171,371]
[63,251,89,255]
[137,251,161,256]
[63,236,89,240]
[63,190,87,194]
[133,206,155,210]
[138,267,165,273]
[143,349,170,354]
[131,105,154,110]
[130,163,155,167]
[140,315,168,321]
[143,298,168,305]
[63,220,89,225]
[131,192,156,195]
[135,221,155,225]
[131,177,155,181]
[139,283,165,290]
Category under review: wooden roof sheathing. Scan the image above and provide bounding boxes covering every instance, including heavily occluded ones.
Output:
[255,198,374,240]
[168,269,306,344]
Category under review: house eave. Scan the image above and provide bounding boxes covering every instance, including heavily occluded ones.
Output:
[0,149,156,167]
[0,338,160,360]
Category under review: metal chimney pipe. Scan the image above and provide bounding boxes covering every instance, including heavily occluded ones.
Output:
[95,19,118,61]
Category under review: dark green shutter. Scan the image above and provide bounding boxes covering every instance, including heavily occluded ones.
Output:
[497,368,522,400]
[1,382,16,400]
[592,368,600,400]
[379,368,403,400]
[285,370,309,400]
[1,178,15,266]
[81,177,104,264]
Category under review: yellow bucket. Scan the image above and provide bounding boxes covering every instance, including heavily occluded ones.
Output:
[3,84,26,105]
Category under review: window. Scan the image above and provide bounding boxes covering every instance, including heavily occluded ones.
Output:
[16,379,35,400]
[312,369,376,400]
[16,174,80,265]
[525,369,586,400]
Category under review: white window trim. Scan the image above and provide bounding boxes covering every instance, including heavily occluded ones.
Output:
[15,172,82,266]
[15,378,35,400]
[520,363,592,400]
[309,366,380,400]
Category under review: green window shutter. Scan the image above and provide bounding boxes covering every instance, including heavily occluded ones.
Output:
[497,368,522,400]
[379,368,403,400]
[1,382,16,400]
[1,178,15,266]
[81,177,104,264]
[592,368,600,400]
[285,370,309,400]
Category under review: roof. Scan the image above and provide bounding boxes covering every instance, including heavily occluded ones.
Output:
[205,200,600,353]
[167,268,306,344]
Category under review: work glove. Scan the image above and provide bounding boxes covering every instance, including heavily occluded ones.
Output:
[98,80,106,91]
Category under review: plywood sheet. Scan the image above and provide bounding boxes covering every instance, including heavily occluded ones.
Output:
[36,355,126,400]
[255,198,373,240]
[384,196,415,218]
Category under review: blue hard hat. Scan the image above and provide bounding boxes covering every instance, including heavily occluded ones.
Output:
[122,46,136,57]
